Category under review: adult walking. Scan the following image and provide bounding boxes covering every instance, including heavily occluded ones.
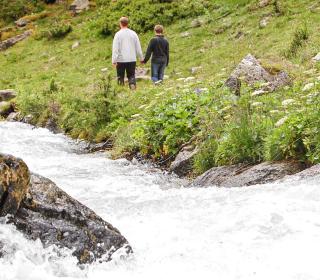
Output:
[112,17,144,90]
[143,25,169,84]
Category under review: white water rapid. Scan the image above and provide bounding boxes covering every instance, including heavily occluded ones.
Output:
[0,122,320,280]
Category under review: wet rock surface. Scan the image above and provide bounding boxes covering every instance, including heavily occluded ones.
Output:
[0,154,30,216]
[191,161,304,188]
[0,154,132,264]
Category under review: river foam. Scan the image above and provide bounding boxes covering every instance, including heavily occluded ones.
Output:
[1,122,320,280]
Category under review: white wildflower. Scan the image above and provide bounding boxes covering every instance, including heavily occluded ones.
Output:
[282,99,295,106]
[302,83,314,92]
[275,116,288,127]
[251,89,266,97]
[184,77,196,82]
[251,102,263,107]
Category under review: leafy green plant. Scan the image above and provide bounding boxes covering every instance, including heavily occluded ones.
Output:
[265,94,320,164]
[133,90,200,159]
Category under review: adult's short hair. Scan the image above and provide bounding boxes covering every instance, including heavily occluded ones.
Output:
[154,25,164,34]
[120,17,129,27]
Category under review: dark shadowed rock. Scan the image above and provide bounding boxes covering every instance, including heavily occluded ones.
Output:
[225,76,241,95]
[170,146,198,177]
[45,118,61,134]
[11,173,132,264]
[0,30,32,51]
[0,101,14,117]
[0,154,30,217]
[0,90,16,101]
[225,54,291,94]
[0,153,131,264]
[0,241,3,258]
[284,164,320,181]
[190,161,304,188]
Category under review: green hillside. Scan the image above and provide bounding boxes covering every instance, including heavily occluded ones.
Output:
[1,0,320,175]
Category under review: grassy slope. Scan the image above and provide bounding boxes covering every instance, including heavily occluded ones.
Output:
[1,0,320,173]
[2,1,320,92]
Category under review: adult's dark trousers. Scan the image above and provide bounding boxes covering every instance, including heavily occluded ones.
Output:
[116,62,136,86]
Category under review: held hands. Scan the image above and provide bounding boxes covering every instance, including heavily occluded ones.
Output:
[112,63,117,68]
[140,60,145,65]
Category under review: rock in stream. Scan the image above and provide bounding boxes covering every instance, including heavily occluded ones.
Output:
[0,153,132,264]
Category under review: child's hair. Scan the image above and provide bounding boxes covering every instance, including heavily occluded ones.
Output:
[119,17,129,27]
[154,25,164,34]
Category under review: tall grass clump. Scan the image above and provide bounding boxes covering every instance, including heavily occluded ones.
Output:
[214,96,269,166]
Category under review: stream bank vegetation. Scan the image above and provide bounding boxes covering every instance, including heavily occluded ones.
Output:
[2,0,320,176]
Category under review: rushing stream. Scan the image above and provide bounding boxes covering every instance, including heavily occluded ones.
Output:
[1,121,320,280]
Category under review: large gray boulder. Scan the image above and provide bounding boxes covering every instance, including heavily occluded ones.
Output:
[70,0,89,14]
[0,30,32,51]
[225,54,291,93]
[0,154,132,264]
[190,161,304,188]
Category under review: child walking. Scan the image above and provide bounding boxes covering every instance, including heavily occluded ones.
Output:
[143,25,169,84]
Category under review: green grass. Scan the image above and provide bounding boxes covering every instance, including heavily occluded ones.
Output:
[1,0,320,174]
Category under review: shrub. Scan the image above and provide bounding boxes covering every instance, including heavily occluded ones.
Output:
[95,0,213,36]
[284,25,309,58]
[16,79,59,123]
[0,0,44,22]
[59,75,118,139]
[42,22,72,39]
